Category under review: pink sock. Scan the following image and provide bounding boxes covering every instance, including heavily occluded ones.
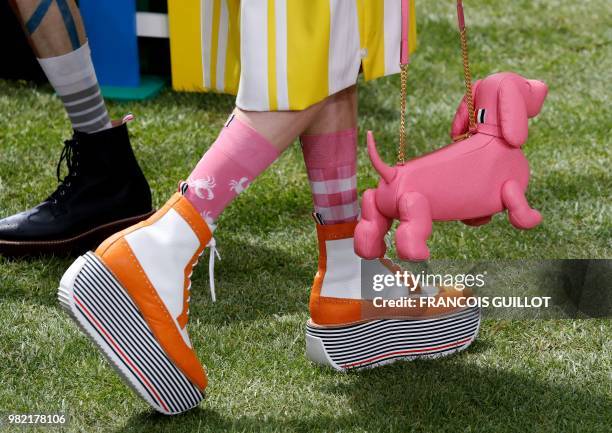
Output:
[183,115,280,224]
[300,129,358,224]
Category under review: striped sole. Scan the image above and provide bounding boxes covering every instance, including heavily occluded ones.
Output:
[306,307,481,371]
[58,252,204,414]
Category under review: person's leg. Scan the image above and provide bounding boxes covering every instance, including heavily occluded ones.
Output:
[300,87,481,371]
[9,0,111,133]
[300,86,359,225]
[58,102,327,414]
[0,1,153,256]
[300,86,368,324]
[183,102,326,225]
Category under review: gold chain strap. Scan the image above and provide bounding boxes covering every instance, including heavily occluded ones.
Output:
[460,27,476,132]
[399,2,476,162]
[397,63,408,164]
[452,25,476,142]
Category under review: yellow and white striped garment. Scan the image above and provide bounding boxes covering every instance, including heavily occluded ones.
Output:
[168,0,417,111]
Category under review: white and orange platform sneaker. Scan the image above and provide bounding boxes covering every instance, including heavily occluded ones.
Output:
[305,221,481,371]
[58,192,211,414]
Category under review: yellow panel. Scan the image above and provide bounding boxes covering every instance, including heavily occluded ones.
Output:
[362,0,386,80]
[210,0,222,90]
[409,0,417,54]
[168,0,203,91]
[267,0,277,111]
[358,0,418,81]
[286,0,330,110]
[357,0,366,62]
[223,0,241,94]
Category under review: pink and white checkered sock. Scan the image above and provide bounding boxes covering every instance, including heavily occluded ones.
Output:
[300,129,358,224]
[183,115,280,225]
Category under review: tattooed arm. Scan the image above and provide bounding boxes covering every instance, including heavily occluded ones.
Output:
[9,0,87,58]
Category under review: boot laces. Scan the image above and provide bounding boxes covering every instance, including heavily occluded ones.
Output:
[49,138,81,204]
[183,236,220,323]
[207,237,221,302]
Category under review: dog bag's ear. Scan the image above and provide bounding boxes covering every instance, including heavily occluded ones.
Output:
[498,79,528,147]
[526,79,548,118]
[450,80,481,139]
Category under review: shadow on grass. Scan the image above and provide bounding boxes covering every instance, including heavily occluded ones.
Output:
[116,348,611,433]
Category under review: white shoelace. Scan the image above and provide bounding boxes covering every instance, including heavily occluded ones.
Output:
[207,237,221,302]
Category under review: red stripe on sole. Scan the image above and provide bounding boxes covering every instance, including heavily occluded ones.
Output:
[340,337,473,369]
[73,294,170,413]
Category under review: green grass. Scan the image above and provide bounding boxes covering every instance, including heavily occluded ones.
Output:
[0,1,611,432]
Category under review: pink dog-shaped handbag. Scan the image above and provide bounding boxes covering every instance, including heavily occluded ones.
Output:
[354,1,548,262]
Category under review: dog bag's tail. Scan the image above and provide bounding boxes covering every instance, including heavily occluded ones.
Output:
[367,131,397,184]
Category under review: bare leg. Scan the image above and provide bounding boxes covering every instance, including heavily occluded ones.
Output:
[234,95,329,153]
[184,96,335,223]
[9,0,111,133]
[298,86,360,224]
[302,86,358,135]
[9,0,86,58]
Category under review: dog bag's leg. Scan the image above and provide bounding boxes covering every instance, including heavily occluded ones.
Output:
[354,189,391,259]
[501,180,542,229]
[396,192,432,261]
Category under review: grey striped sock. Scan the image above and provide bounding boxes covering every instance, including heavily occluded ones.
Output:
[37,42,111,134]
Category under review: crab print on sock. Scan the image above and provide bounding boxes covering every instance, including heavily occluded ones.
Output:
[200,210,215,227]
[229,177,249,194]
[183,116,280,222]
[188,177,216,200]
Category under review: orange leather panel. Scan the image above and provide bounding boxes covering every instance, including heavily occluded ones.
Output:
[98,238,208,391]
[97,194,212,332]
[309,222,362,325]
[309,221,474,326]
[94,193,213,391]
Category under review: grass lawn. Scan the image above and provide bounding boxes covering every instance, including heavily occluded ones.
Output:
[0,1,610,432]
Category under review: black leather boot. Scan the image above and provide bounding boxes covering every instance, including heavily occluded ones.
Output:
[0,122,154,255]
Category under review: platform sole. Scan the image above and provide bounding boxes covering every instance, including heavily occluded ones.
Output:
[306,307,481,371]
[58,252,204,414]
[0,210,155,256]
